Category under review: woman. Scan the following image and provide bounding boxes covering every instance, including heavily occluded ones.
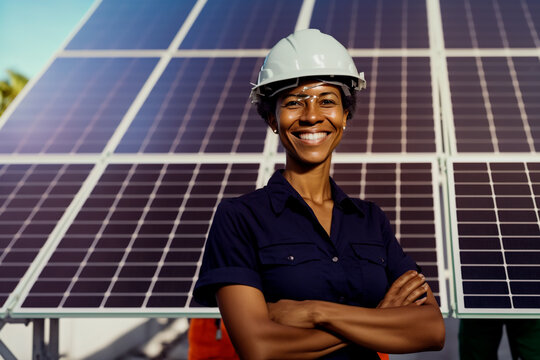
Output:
[194,29,445,359]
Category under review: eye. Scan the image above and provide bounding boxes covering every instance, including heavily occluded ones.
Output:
[283,100,303,108]
[320,98,337,106]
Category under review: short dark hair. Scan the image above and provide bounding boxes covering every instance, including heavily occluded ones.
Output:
[255,77,358,125]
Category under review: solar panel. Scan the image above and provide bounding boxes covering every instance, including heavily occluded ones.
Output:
[440,0,540,48]
[310,0,429,48]
[179,0,302,49]
[339,57,436,154]
[0,58,158,154]
[447,56,540,153]
[65,0,196,50]
[0,164,93,315]
[448,160,540,316]
[2,0,540,321]
[116,57,267,154]
[14,162,258,316]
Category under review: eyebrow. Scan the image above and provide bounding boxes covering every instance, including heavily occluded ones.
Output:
[284,91,340,98]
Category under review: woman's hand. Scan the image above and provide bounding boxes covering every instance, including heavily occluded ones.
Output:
[377,270,428,309]
[267,299,317,329]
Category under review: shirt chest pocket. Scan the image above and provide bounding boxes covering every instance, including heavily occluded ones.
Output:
[258,241,323,301]
[259,242,321,266]
[351,242,387,268]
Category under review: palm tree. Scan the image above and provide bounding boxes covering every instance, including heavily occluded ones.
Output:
[0,70,28,116]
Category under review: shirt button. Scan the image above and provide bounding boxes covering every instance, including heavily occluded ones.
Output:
[332,256,339,263]
[287,255,295,262]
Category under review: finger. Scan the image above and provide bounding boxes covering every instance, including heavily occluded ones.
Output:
[403,282,429,306]
[378,271,427,308]
[398,273,425,296]
[393,270,419,288]
[414,296,428,306]
[394,274,427,305]
[386,270,419,297]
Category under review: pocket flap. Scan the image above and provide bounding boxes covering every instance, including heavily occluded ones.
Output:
[351,243,387,266]
[259,242,320,265]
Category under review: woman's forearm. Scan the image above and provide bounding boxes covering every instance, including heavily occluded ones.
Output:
[268,271,445,354]
[235,320,347,360]
[310,297,445,353]
[217,285,347,360]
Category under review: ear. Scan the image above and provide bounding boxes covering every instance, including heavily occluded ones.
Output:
[267,113,278,133]
[342,111,348,129]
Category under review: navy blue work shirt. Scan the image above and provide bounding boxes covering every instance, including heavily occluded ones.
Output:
[194,170,418,359]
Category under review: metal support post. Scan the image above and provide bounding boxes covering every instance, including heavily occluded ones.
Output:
[49,319,59,360]
[32,319,46,360]
[31,318,60,360]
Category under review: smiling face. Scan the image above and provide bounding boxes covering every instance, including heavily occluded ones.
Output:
[269,80,349,169]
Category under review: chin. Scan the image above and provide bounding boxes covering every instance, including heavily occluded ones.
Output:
[287,152,333,168]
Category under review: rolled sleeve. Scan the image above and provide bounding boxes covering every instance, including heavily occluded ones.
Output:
[193,200,262,307]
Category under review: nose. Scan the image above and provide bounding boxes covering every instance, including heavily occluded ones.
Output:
[300,98,323,124]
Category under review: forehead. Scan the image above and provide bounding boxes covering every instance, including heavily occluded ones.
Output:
[281,80,342,97]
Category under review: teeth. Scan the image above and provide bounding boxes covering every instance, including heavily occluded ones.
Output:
[299,132,327,140]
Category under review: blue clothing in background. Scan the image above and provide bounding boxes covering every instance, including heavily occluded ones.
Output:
[194,170,418,359]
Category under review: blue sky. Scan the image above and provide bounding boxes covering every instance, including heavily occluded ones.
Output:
[0,0,95,80]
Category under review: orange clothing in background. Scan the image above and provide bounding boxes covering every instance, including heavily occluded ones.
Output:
[188,318,239,360]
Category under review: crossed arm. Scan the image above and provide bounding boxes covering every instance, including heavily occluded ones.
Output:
[217,270,445,360]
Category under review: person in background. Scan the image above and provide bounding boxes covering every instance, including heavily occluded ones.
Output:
[459,319,540,360]
[194,29,445,359]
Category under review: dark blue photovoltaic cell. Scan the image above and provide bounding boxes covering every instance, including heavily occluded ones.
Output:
[179,0,301,49]
[310,0,429,48]
[452,162,540,311]
[116,57,267,154]
[441,0,540,48]
[0,57,157,154]
[448,57,540,153]
[20,163,258,310]
[66,0,196,49]
[0,164,93,309]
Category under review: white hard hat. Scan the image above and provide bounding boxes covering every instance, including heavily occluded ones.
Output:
[250,29,366,103]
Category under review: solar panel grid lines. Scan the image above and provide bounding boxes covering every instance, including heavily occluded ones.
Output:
[448,158,540,316]
[179,0,302,50]
[12,162,259,316]
[101,0,214,156]
[440,0,540,49]
[65,0,198,50]
[0,57,159,155]
[0,163,95,315]
[310,0,429,49]
[446,55,540,154]
[116,57,267,155]
[342,56,436,154]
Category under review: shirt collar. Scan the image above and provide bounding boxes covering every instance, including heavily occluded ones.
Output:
[266,170,365,216]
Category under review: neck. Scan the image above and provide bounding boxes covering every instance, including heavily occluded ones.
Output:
[283,157,332,205]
